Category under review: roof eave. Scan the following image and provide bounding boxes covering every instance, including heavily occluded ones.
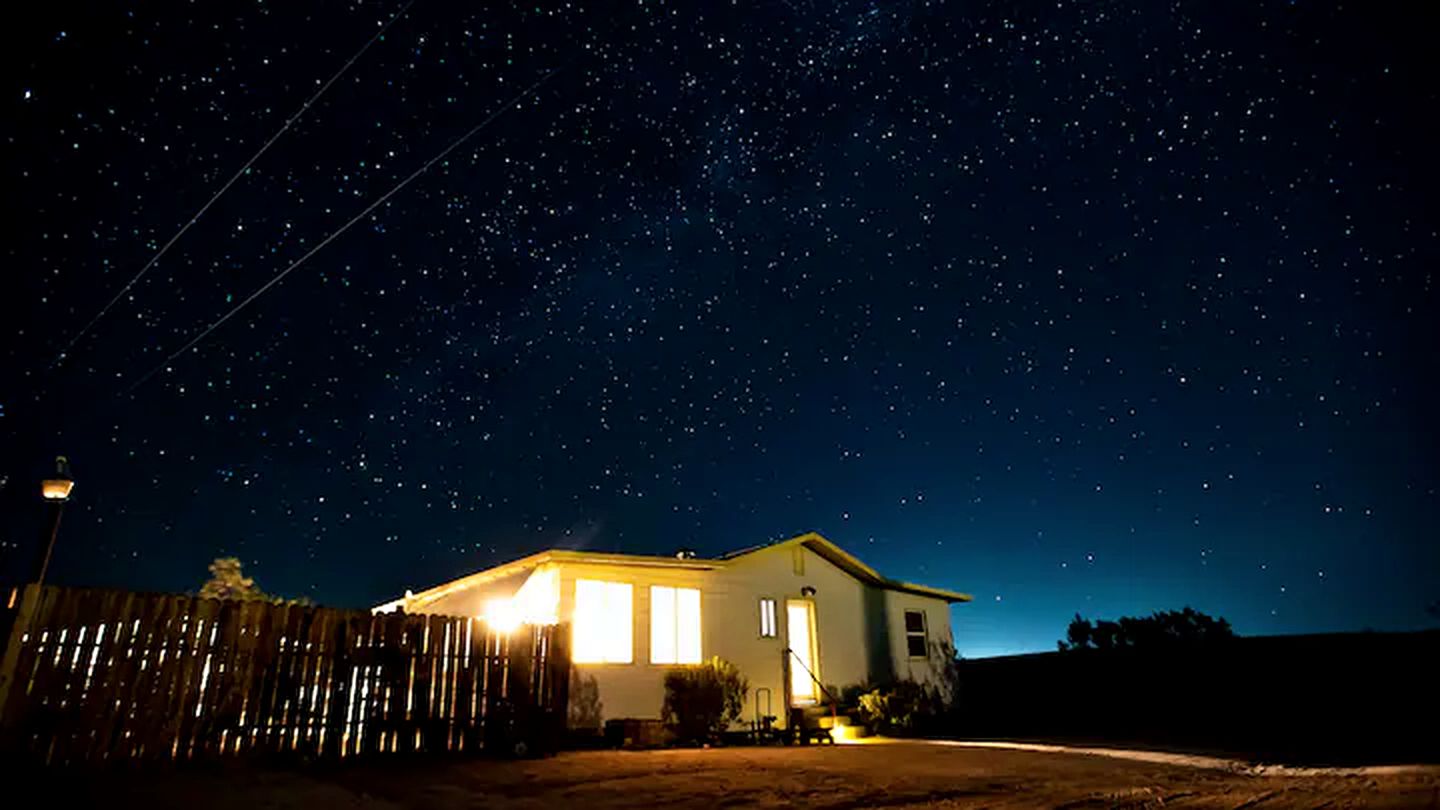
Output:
[885,580,974,603]
[545,549,722,570]
[378,547,721,611]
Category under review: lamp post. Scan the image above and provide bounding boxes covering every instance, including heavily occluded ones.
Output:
[34,456,74,586]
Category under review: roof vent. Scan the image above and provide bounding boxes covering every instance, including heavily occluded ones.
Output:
[674,548,698,560]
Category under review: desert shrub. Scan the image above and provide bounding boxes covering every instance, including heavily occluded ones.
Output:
[661,656,749,744]
[856,680,946,736]
[837,682,869,708]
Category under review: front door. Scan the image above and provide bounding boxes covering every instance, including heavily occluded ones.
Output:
[786,600,818,704]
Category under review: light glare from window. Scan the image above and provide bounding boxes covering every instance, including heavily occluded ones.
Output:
[574,580,633,663]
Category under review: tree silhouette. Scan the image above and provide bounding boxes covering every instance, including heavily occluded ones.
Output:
[1059,607,1233,651]
[198,557,312,605]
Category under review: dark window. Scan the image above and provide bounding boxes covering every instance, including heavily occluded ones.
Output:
[904,609,928,658]
[904,610,926,633]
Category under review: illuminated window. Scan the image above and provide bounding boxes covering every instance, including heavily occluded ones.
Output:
[759,597,777,638]
[650,586,701,664]
[904,610,928,658]
[573,580,633,663]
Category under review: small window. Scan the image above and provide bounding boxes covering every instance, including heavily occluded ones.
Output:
[904,609,928,658]
[759,598,777,637]
[792,546,805,575]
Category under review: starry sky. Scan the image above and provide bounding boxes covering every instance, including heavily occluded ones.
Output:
[2,0,1436,657]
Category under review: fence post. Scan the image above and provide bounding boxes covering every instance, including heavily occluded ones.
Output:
[0,584,44,733]
[547,623,571,751]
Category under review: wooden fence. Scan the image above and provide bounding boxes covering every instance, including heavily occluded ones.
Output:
[0,585,569,764]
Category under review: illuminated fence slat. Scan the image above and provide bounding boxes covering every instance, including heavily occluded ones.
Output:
[0,585,569,764]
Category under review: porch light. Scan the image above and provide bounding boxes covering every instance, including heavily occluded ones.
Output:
[480,568,561,634]
[829,720,861,744]
[482,597,523,634]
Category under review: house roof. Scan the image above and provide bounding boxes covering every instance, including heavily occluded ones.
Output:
[383,531,971,612]
[725,532,973,603]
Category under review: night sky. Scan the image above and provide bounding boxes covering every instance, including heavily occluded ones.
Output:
[3,1,1436,657]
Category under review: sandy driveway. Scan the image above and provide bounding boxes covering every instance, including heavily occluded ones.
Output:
[14,741,1439,808]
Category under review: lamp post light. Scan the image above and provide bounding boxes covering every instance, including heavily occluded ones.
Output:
[34,456,74,586]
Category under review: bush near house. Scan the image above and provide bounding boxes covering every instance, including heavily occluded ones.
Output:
[855,680,949,736]
[848,639,961,737]
[661,657,749,744]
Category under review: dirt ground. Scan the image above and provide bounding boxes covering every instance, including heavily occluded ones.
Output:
[14,741,1440,808]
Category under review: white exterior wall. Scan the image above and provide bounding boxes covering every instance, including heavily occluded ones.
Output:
[884,589,956,692]
[557,544,955,729]
[553,560,713,729]
[707,543,875,729]
[395,542,960,730]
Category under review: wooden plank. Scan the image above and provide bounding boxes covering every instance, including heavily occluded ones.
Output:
[282,603,311,752]
[65,588,110,762]
[361,611,381,755]
[171,596,219,759]
[543,623,570,752]
[38,588,78,764]
[396,612,419,754]
[435,617,451,750]
[508,623,536,751]
[98,590,137,760]
[550,622,572,751]
[303,606,332,757]
[226,598,264,755]
[432,614,451,752]
[85,590,138,761]
[67,589,120,762]
[80,588,122,761]
[411,616,432,752]
[256,603,296,754]
[288,605,312,755]
[188,597,232,757]
[140,592,187,758]
[188,597,227,757]
[451,619,472,752]
[106,588,168,759]
[37,585,87,764]
[5,586,58,759]
[216,597,250,756]
[232,597,268,754]
[326,608,352,758]
[357,612,381,757]
[137,594,187,760]
[469,619,489,750]
[0,584,46,743]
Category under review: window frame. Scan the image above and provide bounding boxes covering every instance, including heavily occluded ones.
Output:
[649,585,702,665]
[572,579,634,665]
[758,597,778,638]
[903,609,929,659]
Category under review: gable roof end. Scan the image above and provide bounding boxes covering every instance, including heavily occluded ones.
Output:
[725,531,973,603]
